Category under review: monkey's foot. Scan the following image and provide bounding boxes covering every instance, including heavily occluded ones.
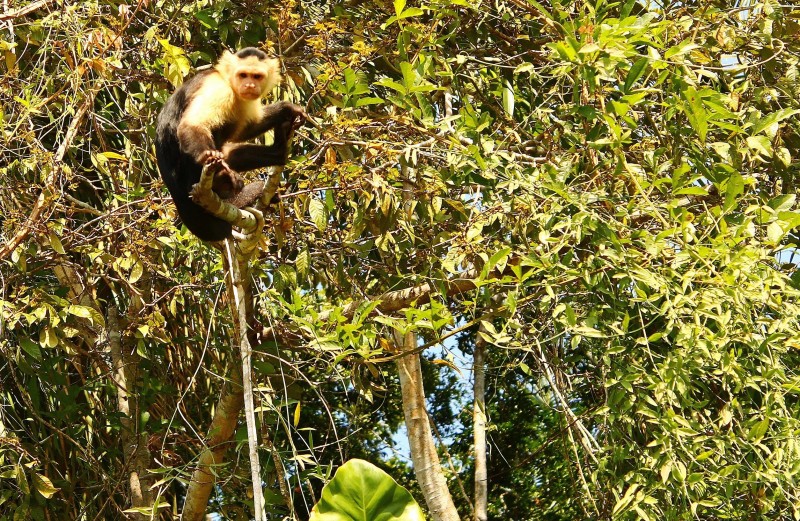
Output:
[212,170,245,199]
[226,181,265,209]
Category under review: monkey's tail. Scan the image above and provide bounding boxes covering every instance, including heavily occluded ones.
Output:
[172,195,233,242]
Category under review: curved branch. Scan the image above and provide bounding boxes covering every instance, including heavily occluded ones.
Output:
[183,164,287,520]
[189,166,261,235]
[321,268,482,322]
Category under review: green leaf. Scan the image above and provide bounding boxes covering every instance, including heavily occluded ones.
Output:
[48,231,65,255]
[683,86,708,142]
[674,186,708,196]
[355,97,385,107]
[296,248,311,277]
[746,135,773,157]
[40,327,58,348]
[767,221,784,244]
[480,247,512,280]
[33,473,59,499]
[397,7,423,19]
[624,58,648,93]
[309,459,424,520]
[776,147,791,167]
[750,108,800,136]
[573,326,604,338]
[128,259,143,284]
[393,0,405,16]
[664,40,699,60]
[502,80,514,117]
[723,172,744,210]
[308,338,341,351]
[67,305,97,323]
[194,10,218,29]
[768,194,796,212]
[748,418,769,441]
[309,198,327,232]
[376,79,408,95]
[20,338,42,361]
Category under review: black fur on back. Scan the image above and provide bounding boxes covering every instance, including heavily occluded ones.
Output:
[155,70,232,241]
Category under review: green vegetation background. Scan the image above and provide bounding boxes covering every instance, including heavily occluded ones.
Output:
[1,0,799,519]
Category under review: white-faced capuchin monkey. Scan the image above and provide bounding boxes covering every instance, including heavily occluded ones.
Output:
[156,47,306,241]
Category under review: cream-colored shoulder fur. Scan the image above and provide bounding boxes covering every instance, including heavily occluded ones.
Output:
[182,72,235,129]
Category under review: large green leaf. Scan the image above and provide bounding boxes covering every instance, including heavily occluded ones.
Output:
[309,459,424,521]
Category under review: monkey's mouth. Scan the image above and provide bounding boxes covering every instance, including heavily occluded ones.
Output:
[240,90,261,100]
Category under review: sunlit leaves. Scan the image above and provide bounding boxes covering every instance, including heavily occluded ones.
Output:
[748,108,800,137]
[32,474,59,499]
[309,197,328,232]
[382,0,425,28]
[329,68,384,109]
[157,39,191,86]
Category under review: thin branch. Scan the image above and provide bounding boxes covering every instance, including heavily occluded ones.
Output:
[0,0,53,21]
[0,92,94,261]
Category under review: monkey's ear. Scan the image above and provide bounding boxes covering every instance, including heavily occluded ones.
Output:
[216,50,237,79]
[262,58,282,95]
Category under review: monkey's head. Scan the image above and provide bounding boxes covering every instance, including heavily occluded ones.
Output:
[217,47,281,101]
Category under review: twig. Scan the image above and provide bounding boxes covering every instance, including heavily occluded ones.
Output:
[0,0,53,21]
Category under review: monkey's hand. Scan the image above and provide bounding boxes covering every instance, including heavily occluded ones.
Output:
[276,102,307,142]
[286,103,307,132]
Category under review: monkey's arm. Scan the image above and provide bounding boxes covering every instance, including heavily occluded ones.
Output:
[177,121,218,164]
[223,102,306,172]
[236,101,305,141]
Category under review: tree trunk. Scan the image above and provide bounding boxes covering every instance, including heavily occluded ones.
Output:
[182,163,282,519]
[108,305,154,519]
[223,237,266,520]
[180,366,244,521]
[393,330,460,521]
[473,328,487,521]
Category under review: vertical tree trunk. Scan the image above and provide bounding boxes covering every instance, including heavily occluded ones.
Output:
[181,163,282,520]
[473,328,488,521]
[51,259,156,518]
[223,237,265,521]
[180,367,244,521]
[107,305,153,519]
[393,330,460,521]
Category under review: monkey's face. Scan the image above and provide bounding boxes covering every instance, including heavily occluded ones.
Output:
[233,68,268,100]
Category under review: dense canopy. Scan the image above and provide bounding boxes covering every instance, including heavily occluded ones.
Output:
[1,0,799,519]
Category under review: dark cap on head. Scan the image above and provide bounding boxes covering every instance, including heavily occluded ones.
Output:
[236,47,268,60]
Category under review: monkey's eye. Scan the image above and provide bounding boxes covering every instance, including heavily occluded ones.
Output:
[237,72,248,79]
[252,74,264,81]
